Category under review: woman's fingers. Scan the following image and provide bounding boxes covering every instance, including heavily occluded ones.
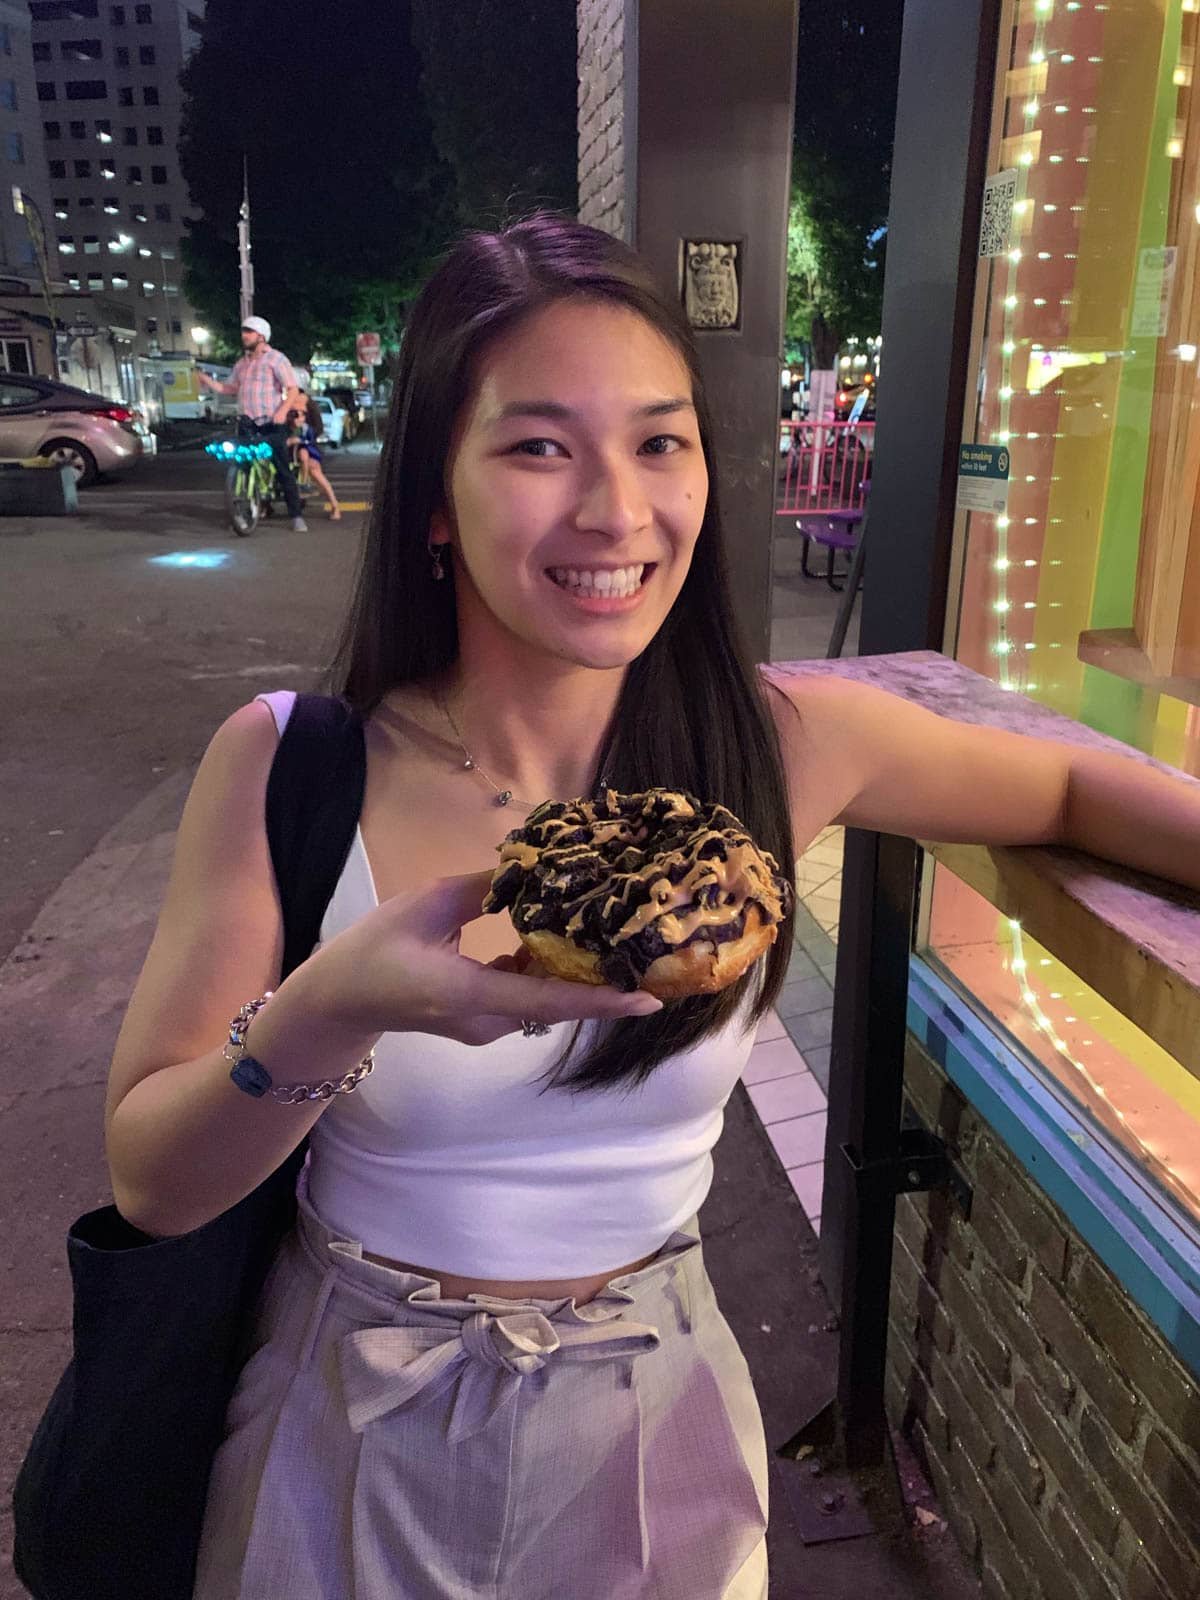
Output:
[459,963,662,1024]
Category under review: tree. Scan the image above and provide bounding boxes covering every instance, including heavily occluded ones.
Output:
[790,2,903,360]
[178,0,456,364]
[409,0,577,228]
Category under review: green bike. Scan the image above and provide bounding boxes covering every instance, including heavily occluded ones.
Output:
[206,435,303,536]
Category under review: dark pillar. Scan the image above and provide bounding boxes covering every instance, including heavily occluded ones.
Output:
[580,0,799,664]
[855,0,1004,657]
[818,0,1003,1423]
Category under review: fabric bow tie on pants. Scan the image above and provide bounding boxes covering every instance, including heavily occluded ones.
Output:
[339,1305,662,1444]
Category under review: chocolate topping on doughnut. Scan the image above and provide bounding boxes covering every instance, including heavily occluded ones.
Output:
[483,788,793,990]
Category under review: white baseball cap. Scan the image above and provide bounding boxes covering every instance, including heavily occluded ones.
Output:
[241,315,271,340]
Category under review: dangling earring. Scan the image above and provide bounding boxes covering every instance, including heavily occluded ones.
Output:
[428,541,447,581]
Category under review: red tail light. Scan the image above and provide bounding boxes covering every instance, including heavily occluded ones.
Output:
[95,405,134,422]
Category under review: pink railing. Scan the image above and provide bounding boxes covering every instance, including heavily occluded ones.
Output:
[775,420,875,516]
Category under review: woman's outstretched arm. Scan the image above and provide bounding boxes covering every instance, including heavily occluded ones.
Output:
[769,675,1200,890]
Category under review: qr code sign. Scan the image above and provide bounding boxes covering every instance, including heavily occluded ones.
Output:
[979,168,1018,259]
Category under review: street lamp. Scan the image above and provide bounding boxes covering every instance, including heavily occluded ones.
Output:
[191,325,210,359]
[10,186,61,379]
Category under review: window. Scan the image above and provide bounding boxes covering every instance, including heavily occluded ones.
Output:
[103,197,119,213]
[122,126,137,145]
[0,338,35,375]
[53,197,70,218]
[126,164,142,183]
[44,121,62,140]
[94,117,111,137]
[57,235,76,254]
[138,46,155,66]
[99,160,115,178]
[37,82,56,102]
[66,272,80,289]
[111,4,126,19]
[115,45,129,66]
[170,318,182,335]
[111,272,128,289]
[69,119,86,138]
[186,10,202,31]
[150,164,166,185]
[61,38,102,61]
[49,159,66,179]
[33,41,52,62]
[73,158,91,177]
[31,2,100,18]
[82,234,99,254]
[78,195,96,211]
[146,126,162,146]
[65,81,108,100]
[0,378,38,409]
[153,202,170,222]
[0,77,15,110]
[144,316,157,333]
[140,280,154,296]
[0,23,10,56]
[86,271,102,290]
[130,204,147,221]
[142,85,158,106]
[118,87,133,106]
[135,3,151,20]
[5,131,24,164]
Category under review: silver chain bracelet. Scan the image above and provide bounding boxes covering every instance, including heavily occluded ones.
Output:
[223,992,375,1105]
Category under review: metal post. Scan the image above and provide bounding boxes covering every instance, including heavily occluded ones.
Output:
[12,188,61,379]
[776,0,1003,1542]
[238,158,254,324]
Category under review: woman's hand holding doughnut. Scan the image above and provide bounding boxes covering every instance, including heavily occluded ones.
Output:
[484,789,793,999]
[290,869,664,1048]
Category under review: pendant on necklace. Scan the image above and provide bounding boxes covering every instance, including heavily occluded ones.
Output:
[463,758,475,770]
[497,790,512,806]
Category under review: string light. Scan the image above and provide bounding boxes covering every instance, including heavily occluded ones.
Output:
[1004,925,1192,1196]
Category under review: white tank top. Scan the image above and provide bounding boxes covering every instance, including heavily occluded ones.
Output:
[257,691,758,1278]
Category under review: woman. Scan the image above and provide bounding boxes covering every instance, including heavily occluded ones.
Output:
[287,397,343,520]
[103,216,1200,1599]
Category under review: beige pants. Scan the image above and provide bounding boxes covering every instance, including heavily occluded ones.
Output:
[194,1170,768,1599]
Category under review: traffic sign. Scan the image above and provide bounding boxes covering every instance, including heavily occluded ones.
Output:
[67,322,98,338]
[356,331,381,366]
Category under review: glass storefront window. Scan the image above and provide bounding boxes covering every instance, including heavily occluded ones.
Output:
[927,0,1200,1229]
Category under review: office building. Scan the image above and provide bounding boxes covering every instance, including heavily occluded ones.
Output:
[28,0,207,384]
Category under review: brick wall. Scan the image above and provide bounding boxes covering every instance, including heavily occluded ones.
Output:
[888,1038,1200,1600]
[576,0,627,237]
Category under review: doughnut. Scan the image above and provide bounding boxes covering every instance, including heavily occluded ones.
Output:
[482,788,793,999]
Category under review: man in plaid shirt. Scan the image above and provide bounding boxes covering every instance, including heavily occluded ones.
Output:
[198,316,308,531]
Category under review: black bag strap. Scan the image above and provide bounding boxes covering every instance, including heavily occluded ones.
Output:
[265,692,366,981]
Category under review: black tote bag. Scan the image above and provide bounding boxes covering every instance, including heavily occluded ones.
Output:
[12,694,365,1600]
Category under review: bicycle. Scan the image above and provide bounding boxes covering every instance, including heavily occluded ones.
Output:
[205,422,307,536]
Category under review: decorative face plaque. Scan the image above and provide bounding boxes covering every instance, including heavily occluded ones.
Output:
[682,240,741,331]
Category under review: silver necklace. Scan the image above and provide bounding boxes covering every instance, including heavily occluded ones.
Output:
[438,691,611,809]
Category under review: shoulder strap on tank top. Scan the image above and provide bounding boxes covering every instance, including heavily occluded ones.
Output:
[265,692,366,981]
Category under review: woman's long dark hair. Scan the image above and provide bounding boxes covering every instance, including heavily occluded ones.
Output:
[329,213,796,1091]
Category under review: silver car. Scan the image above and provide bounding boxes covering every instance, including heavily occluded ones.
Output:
[0,372,154,486]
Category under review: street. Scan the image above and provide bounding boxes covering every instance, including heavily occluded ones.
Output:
[0,438,377,960]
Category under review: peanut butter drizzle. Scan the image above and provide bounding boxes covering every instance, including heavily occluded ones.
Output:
[488,789,791,960]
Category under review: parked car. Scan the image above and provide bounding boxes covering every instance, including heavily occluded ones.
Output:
[833,376,876,422]
[0,373,153,486]
[323,386,362,440]
[311,393,346,447]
